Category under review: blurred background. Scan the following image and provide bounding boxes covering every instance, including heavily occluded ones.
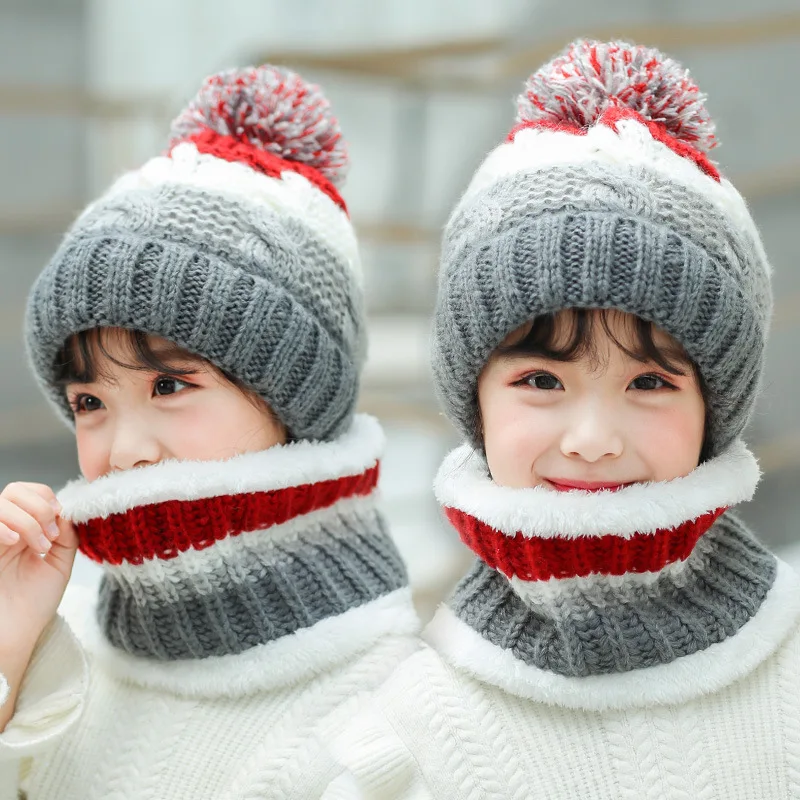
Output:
[1,0,799,619]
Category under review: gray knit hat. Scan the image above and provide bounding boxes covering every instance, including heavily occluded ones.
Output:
[25,66,365,442]
[432,41,772,457]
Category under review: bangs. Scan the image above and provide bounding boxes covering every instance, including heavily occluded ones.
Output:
[52,327,283,433]
[498,309,693,377]
[54,329,201,387]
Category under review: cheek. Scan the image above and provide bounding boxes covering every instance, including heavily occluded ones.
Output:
[480,388,554,488]
[161,394,285,459]
[629,398,706,480]
[75,426,109,482]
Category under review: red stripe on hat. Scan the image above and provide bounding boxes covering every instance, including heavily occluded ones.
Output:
[446,505,727,581]
[77,464,378,565]
[508,106,721,182]
[507,119,586,140]
[179,128,349,213]
[598,105,720,181]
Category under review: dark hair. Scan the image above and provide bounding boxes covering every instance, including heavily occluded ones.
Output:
[474,308,714,463]
[54,328,285,429]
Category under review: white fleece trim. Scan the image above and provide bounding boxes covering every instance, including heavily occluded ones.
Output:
[425,559,800,711]
[451,119,770,276]
[435,439,759,539]
[58,414,384,523]
[103,494,378,590]
[82,588,419,698]
[96,141,362,285]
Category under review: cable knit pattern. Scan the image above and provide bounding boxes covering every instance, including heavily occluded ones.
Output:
[6,605,417,800]
[780,620,800,796]
[325,443,800,798]
[225,634,417,800]
[330,616,800,799]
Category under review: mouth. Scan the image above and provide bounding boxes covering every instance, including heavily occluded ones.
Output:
[542,479,636,493]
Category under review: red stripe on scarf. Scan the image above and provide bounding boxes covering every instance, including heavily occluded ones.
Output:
[446,505,726,580]
[78,464,378,566]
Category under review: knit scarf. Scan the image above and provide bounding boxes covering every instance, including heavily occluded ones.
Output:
[58,415,408,663]
[432,440,780,682]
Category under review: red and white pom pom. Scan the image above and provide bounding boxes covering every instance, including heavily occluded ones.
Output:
[169,65,348,185]
[517,40,717,153]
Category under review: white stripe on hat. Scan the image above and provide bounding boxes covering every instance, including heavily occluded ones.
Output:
[96,142,362,286]
[450,118,769,277]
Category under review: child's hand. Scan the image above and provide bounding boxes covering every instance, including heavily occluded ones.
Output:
[0,482,78,655]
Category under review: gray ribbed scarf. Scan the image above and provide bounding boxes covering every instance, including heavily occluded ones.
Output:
[59,415,407,661]
[436,440,775,677]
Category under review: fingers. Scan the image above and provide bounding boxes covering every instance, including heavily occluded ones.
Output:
[0,500,51,554]
[43,518,79,579]
[0,483,62,555]
[52,516,79,552]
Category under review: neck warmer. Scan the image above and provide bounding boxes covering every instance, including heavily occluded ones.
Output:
[433,441,781,680]
[58,415,409,665]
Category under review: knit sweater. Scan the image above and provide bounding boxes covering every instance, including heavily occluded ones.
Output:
[325,440,800,799]
[0,415,420,800]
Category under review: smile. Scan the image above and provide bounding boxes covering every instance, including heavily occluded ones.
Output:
[542,479,636,492]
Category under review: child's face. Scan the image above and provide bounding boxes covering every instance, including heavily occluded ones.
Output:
[477,310,706,490]
[65,329,286,481]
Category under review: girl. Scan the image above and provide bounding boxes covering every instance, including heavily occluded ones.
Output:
[326,41,800,799]
[0,66,419,799]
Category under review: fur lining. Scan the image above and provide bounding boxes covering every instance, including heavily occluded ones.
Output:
[425,560,800,711]
[80,589,419,698]
[451,119,769,275]
[99,142,361,283]
[0,673,7,710]
[58,414,384,523]
[435,439,759,539]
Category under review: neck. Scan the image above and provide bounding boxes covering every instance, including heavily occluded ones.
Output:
[436,441,777,677]
[59,415,408,662]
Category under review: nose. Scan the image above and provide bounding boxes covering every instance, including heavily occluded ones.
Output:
[559,405,624,463]
[108,416,163,473]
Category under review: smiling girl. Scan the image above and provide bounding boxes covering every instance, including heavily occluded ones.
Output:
[0,66,418,799]
[327,41,800,799]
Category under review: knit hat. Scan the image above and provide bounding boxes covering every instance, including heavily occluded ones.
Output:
[25,66,364,442]
[432,40,772,457]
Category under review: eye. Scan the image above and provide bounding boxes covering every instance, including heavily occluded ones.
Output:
[153,376,194,396]
[523,372,563,390]
[71,394,104,414]
[629,373,676,391]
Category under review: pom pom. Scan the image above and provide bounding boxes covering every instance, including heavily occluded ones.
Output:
[517,40,717,153]
[169,65,348,185]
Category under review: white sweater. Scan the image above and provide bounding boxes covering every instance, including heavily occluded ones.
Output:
[2,593,417,800]
[0,416,421,800]
[328,604,800,799]
[325,441,800,799]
